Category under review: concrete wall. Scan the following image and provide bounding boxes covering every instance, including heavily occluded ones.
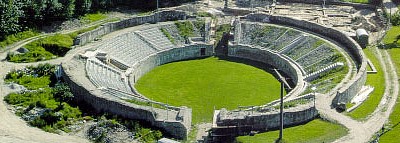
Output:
[74,10,187,46]
[245,14,368,106]
[61,59,191,139]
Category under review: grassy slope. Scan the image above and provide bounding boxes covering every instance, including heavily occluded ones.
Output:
[236,119,348,143]
[347,47,385,120]
[0,30,40,49]
[379,26,400,142]
[135,57,281,124]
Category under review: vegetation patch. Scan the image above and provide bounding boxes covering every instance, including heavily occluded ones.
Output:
[235,119,348,143]
[0,30,39,49]
[135,57,281,123]
[342,0,369,4]
[4,64,164,142]
[383,26,400,48]
[193,19,206,34]
[4,64,79,133]
[215,24,231,45]
[175,21,194,38]
[196,11,214,18]
[347,47,385,120]
[80,12,107,24]
[6,26,99,63]
[161,28,175,44]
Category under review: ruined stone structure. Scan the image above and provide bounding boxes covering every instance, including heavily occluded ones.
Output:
[62,8,367,140]
[74,10,187,46]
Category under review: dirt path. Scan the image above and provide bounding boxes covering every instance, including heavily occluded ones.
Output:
[315,46,399,143]
[0,13,131,143]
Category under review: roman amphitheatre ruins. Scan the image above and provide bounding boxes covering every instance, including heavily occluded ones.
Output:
[0,0,399,142]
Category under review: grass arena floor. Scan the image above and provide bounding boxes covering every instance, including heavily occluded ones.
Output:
[135,56,282,124]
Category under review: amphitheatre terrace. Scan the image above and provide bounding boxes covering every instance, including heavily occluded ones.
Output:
[0,0,399,143]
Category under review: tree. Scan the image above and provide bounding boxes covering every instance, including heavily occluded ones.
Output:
[60,0,76,18]
[75,0,91,16]
[53,82,74,105]
[0,0,24,39]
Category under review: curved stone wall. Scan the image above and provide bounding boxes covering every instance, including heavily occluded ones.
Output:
[74,10,187,46]
[130,44,213,86]
[62,43,212,139]
[246,13,368,106]
[61,59,190,139]
[227,44,306,98]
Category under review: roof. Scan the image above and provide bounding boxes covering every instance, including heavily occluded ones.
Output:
[356,29,368,36]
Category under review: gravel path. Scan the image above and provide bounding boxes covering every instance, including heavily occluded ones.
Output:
[316,46,399,143]
[0,13,129,143]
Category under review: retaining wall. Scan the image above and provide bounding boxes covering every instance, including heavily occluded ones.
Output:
[130,44,214,85]
[213,104,318,136]
[245,13,368,106]
[61,59,191,139]
[74,10,187,46]
[228,44,306,97]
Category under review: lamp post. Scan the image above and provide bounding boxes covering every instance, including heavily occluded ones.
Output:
[273,69,291,142]
[311,86,317,107]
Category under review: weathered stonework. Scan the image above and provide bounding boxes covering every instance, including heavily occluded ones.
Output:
[245,13,368,107]
[74,10,187,46]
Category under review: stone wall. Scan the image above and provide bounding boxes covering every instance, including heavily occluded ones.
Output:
[61,59,191,139]
[213,103,318,136]
[228,44,306,98]
[235,0,375,9]
[74,10,187,46]
[245,14,368,106]
[130,44,214,85]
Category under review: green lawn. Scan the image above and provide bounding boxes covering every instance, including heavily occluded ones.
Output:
[235,119,348,143]
[347,47,385,120]
[135,57,281,124]
[379,26,400,142]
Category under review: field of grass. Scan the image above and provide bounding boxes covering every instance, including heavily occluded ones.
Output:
[135,57,281,124]
[235,119,348,143]
[379,26,400,142]
[347,47,385,120]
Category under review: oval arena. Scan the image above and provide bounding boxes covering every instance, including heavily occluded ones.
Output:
[61,10,366,140]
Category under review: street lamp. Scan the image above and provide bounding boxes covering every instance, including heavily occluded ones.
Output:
[311,86,317,107]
